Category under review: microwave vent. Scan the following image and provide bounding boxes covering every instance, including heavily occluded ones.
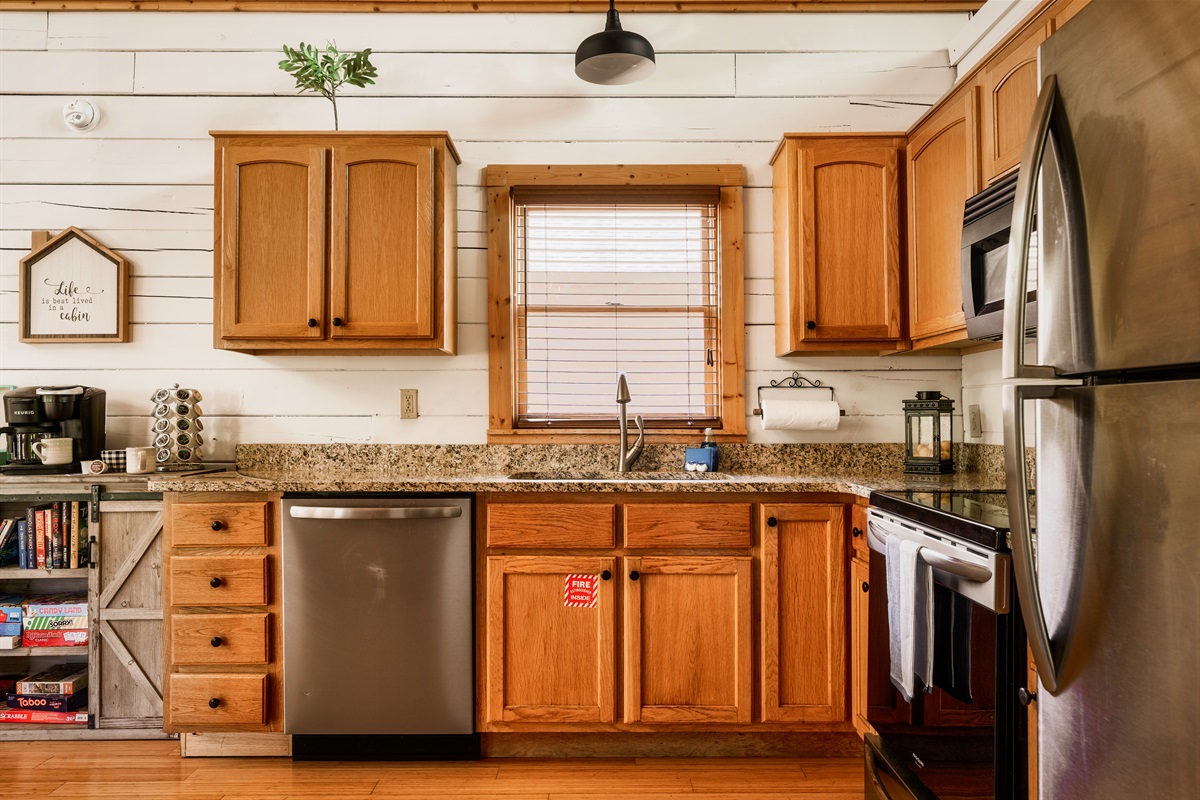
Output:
[963,171,1020,226]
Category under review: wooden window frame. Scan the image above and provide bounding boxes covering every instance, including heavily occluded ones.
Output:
[486,164,747,444]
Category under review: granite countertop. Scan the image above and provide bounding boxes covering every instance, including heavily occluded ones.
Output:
[143,443,1012,496]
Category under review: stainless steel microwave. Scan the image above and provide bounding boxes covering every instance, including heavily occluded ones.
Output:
[961,171,1037,341]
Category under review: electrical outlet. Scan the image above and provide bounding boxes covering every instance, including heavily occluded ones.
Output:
[400,389,418,419]
[968,404,983,439]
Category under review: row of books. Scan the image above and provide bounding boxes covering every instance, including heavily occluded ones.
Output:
[0,502,90,570]
[0,664,88,725]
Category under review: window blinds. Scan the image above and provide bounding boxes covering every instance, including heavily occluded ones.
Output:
[512,188,721,428]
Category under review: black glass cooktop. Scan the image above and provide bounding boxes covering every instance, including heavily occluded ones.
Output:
[868,489,1033,551]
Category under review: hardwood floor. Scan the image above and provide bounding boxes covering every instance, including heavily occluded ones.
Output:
[0,740,865,799]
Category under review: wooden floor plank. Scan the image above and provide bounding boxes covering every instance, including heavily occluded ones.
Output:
[1,740,863,799]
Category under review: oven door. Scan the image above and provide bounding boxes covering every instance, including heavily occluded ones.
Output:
[865,509,1028,800]
[865,733,939,800]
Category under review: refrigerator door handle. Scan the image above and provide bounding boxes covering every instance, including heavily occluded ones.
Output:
[1003,381,1062,693]
[1003,73,1066,382]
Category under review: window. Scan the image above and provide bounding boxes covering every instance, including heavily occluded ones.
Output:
[486,165,746,442]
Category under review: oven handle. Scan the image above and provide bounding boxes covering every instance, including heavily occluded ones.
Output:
[867,524,993,584]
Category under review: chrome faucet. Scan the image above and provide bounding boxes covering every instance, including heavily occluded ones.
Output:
[616,373,645,473]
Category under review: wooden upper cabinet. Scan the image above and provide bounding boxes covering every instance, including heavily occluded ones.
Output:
[759,504,847,723]
[980,25,1046,185]
[906,85,980,348]
[772,135,905,354]
[1047,0,1091,32]
[212,132,459,353]
[217,145,326,342]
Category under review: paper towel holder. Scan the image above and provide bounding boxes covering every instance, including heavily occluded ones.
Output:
[752,372,846,417]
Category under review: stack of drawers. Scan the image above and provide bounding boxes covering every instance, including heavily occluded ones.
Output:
[164,496,277,732]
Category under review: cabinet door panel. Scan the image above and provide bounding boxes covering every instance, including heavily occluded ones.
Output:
[217,145,325,341]
[981,27,1046,184]
[624,555,752,724]
[760,503,847,723]
[330,144,435,339]
[851,555,871,737]
[485,556,615,725]
[802,146,902,341]
[907,89,978,345]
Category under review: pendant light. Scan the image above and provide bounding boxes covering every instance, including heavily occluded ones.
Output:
[574,0,656,86]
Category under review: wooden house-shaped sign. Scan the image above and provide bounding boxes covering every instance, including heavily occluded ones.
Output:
[20,227,130,343]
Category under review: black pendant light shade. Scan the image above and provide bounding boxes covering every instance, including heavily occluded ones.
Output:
[575,0,656,85]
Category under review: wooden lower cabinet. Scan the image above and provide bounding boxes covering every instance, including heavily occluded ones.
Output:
[482,496,851,734]
[760,503,847,723]
[623,555,752,724]
[163,493,282,735]
[485,555,616,724]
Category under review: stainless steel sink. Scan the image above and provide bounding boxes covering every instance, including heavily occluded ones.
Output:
[505,470,727,482]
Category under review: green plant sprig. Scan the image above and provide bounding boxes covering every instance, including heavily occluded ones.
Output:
[278,42,378,130]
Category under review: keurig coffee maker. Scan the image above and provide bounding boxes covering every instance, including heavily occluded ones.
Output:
[0,386,106,475]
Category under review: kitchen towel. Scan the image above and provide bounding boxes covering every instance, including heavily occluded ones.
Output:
[759,398,841,431]
[886,535,935,703]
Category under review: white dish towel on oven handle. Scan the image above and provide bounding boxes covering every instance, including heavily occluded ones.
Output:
[886,535,935,703]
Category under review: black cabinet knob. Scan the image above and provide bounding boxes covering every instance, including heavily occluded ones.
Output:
[806,320,816,330]
[210,636,223,648]
[211,520,223,531]
[209,577,223,588]
[307,318,318,328]
[600,570,612,581]
[767,517,778,527]
[629,570,640,581]
[861,581,870,593]
[1018,688,1037,706]
[208,698,221,709]
[332,317,344,327]
[852,526,863,538]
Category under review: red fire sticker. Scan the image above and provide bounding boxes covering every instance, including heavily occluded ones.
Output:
[563,574,599,608]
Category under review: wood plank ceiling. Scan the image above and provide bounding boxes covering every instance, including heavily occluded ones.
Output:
[2,1,985,13]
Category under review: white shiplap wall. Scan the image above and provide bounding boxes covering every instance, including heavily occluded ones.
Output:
[0,10,969,460]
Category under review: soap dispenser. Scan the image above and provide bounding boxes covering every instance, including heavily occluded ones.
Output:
[684,428,720,473]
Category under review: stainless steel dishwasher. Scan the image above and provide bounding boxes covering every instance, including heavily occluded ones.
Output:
[281,495,476,759]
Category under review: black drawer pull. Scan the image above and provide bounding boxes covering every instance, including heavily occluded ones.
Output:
[332,317,344,327]
[600,570,612,581]
[861,581,870,593]
[806,320,816,330]
[209,577,223,588]
[211,520,223,531]
[629,570,640,581]
[767,517,777,527]
[852,526,863,538]
[307,318,318,328]
[208,697,221,709]
[210,636,223,647]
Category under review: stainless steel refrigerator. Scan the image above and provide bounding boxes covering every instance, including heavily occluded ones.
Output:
[1001,1,1200,798]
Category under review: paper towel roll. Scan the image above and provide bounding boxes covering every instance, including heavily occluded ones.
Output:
[760,399,841,431]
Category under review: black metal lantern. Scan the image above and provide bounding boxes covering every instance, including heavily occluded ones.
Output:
[903,391,955,474]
